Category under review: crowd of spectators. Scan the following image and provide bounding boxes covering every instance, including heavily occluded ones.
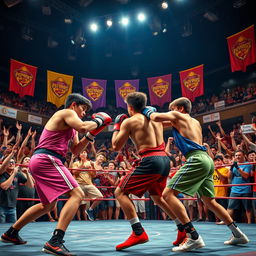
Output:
[0,81,256,224]
[1,82,256,118]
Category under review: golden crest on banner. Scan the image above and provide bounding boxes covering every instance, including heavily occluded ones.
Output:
[51,77,70,98]
[152,78,169,98]
[119,82,136,99]
[14,66,33,87]
[86,82,104,101]
[232,36,252,60]
[183,72,200,92]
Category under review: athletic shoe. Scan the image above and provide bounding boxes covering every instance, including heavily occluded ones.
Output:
[116,231,149,251]
[172,230,186,246]
[216,221,225,225]
[224,233,249,245]
[42,241,76,256]
[172,235,205,252]
[0,233,27,245]
[85,209,94,221]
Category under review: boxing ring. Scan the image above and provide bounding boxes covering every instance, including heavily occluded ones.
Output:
[0,220,255,256]
[1,162,255,255]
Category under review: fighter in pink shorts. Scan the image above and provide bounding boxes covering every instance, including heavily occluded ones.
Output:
[1,93,112,256]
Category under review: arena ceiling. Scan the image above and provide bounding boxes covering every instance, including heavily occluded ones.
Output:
[0,0,255,101]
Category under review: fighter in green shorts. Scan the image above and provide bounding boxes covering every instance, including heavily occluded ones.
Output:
[142,97,249,252]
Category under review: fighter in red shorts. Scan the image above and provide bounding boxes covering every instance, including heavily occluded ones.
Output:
[112,92,185,251]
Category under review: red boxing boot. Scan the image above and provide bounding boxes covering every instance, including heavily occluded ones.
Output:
[116,231,149,251]
[172,230,186,246]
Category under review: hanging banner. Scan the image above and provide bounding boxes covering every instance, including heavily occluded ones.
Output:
[147,74,172,107]
[9,59,37,98]
[82,78,107,111]
[179,64,204,102]
[227,25,256,72]
[115,80,139,109]
[47,70,73,108]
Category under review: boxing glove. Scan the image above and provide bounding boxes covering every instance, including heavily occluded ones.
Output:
[86,113,112,142]
[91,112,112,128]
[142,106,157,119]
[113,114,128,132]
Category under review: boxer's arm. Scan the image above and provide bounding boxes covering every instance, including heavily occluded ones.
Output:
[69,131,90,156]
[63,110,98,133]
[112,119,131,151]
[150,111,182,123]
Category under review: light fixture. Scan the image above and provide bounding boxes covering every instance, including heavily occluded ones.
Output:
[90,23,98,32]
[21,26,33,41]
[161,1,168,9]
[120,17,129,26]
[64,18,72,24]
[137,12,146,22]
[106,19,113,27]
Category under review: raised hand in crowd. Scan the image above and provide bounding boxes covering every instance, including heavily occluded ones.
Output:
[0,146,18,174]
[30,130,37,153]
[17,127,33,163]
[15,121,22,143]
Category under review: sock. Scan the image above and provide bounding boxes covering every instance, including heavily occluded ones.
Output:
[129,217,143,236]
[174,218,184,232]
[227,222,243,238]
[183,222,199,240]
[6,226,19,237]
[48,229,65,246]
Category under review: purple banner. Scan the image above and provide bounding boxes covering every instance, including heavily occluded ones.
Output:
[147,74,172,107]
[82,78,107,111]
[114,79,139,109]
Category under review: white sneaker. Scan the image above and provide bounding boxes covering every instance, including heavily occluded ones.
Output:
[224,233,249,245]
[172,235,205,252]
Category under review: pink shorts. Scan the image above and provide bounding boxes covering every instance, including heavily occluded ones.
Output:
[29,154,79,205]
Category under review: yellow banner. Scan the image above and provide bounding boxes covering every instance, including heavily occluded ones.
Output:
[47,70,73,108]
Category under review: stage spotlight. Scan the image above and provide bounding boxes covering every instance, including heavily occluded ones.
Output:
[90,23,98,32]
[137,12,146,22]
[120,17,129,26]
[106,19,113,27]
[64,18,72,24]
[161,1,168,9]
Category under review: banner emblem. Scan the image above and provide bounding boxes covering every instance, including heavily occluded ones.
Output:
[183,72,200,92]
[51,77,69,98]
[152,78,168,98]
[14,66,33,87]
[86,82,104,101]
[232,36,252,60]
[119,82,136,99]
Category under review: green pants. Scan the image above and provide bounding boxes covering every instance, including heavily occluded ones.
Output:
[168,150,215,198]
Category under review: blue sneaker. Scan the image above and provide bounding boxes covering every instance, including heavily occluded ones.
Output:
[85,209,95,221]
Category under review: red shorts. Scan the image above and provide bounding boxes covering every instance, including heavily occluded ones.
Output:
[118,153,170,197]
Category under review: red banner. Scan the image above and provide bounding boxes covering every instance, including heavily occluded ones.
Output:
[147,74,172,107]
[227,25,256,72]
[9,59,38,98]
[179,64,204,102]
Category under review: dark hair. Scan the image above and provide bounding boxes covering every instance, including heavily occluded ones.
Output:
[108,160,116,167]
[125,92,147,112]
[64,93,92,110]
[247,150,256,156]
[234,149,245,155]
[169,97,192,114]
[213,155,223,161]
